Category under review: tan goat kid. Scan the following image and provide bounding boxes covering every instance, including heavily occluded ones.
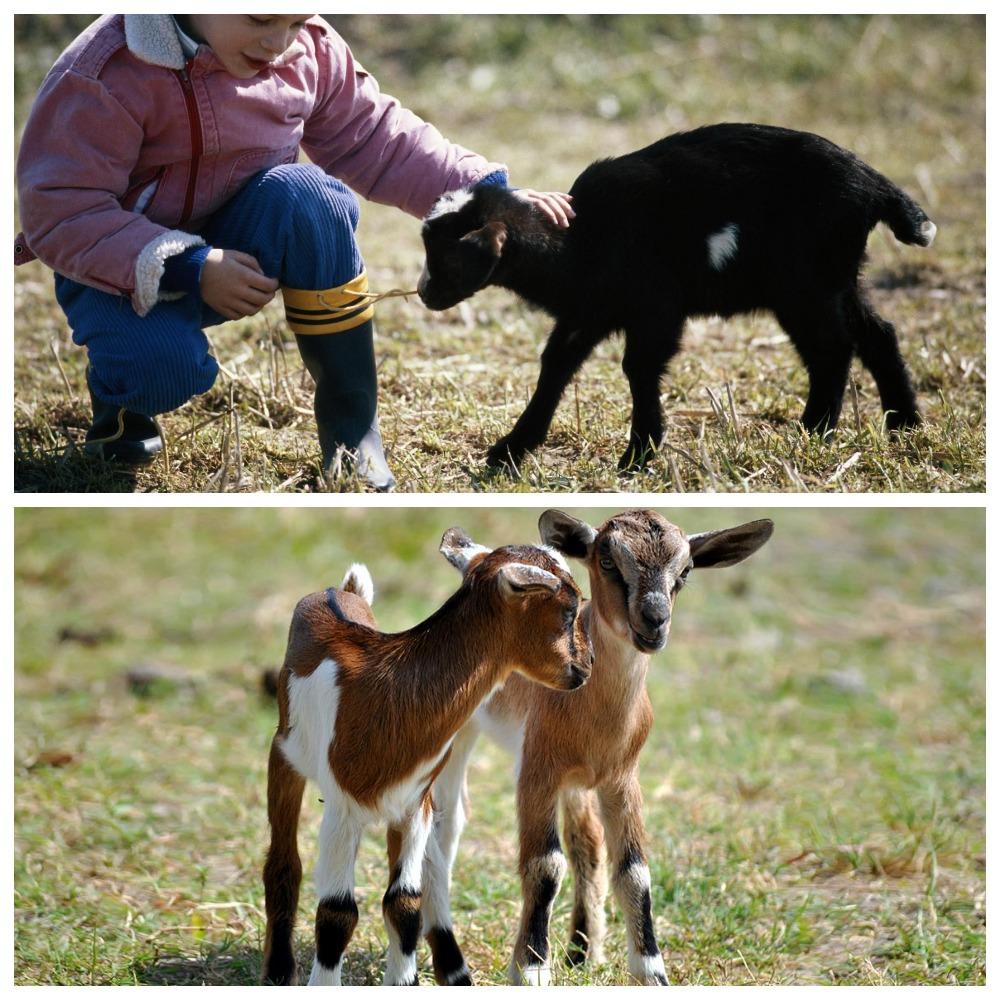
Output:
[422,509,774,985]
[261,532,593,986]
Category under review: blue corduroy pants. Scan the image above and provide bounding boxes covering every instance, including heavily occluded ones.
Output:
[55,164,364,416]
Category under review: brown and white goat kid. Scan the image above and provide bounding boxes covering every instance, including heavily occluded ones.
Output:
[261,538,593,987]
[421,510,773,985]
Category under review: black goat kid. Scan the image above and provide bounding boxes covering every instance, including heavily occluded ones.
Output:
[418,123,936,470]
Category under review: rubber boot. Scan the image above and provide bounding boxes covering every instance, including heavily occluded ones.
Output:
[84,372,163,464]
[295,320,395,492]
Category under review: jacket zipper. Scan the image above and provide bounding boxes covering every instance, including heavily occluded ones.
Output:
[177,67,203,226]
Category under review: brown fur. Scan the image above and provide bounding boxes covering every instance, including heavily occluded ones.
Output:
[263,542,592,985]
[427,509,773,985]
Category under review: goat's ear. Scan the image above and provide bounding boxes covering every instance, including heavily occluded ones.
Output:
[688,519,774,569]
[440,527,492,573]
[460,221,507,258]
[538,510,598,560]
[498,562,561,599]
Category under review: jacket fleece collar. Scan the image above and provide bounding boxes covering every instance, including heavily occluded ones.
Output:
[123,15,187,69]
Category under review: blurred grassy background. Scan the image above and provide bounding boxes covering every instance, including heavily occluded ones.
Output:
[13,14,985,492]
[14,506,985,983]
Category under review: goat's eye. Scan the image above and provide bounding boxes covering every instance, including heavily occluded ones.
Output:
[600,557,615,572]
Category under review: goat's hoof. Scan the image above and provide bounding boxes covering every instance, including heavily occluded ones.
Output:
[617,445,653,473]
[885,409,921,433]
[485,439,528,472]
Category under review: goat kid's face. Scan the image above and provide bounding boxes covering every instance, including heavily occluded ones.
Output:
[439,527,593,691]
[539,510,775,654]
[419,190,507,311]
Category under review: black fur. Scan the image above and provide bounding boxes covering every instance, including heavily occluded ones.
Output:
[419,123,932,470]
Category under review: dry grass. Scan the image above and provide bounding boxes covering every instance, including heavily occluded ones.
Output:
[12,14,985,492]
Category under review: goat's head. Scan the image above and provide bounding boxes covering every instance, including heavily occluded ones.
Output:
[418,186,513,310]
[539,510,774,654]
[439,527,593,691]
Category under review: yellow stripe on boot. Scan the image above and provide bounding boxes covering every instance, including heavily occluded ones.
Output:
[283,271,376,335]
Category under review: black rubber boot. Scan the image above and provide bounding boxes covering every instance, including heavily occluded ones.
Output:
[84,374,163,465]
[295,320,395,492]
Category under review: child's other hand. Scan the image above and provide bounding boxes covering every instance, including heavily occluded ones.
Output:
[200,249,279,319]
[516,190,575,228]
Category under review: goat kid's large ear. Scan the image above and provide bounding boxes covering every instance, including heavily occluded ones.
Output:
[688,519,774,569]
[538,510,598,560]
[461,221,507,259]
[498,562,561,599]
[440,527,492,573]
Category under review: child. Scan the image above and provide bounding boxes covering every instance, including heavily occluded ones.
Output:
[15,14,574,490]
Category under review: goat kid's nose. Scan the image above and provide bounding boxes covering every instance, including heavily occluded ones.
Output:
[640,593,670,630]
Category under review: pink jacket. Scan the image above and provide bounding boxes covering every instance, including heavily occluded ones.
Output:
[15,14,505,315]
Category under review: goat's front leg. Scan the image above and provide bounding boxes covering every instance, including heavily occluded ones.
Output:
[510,771,566,985]
[422,723,480,985]
[487,322,604,470]
[384,801,434,985]
[619,322,683,471]
[597,774,668,985]
[309,799,363,985]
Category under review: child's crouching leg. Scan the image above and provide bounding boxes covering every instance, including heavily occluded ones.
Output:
[206,165,395,491]
[57,279,219,464]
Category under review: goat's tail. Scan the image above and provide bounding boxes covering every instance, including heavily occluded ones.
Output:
[341,562,374,606]
[261,734,307,984]
[873,172,937,247]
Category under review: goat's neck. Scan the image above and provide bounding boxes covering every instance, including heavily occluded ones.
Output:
[495,225,573,315]
[372,590,510,739]
[587,608,652,713]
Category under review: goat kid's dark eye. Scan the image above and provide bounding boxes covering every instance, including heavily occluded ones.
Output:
[600,558,615,571]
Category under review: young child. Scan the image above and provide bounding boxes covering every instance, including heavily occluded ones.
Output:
[15,14,573,490]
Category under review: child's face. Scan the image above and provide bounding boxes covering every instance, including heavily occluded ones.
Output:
[184,14,314,79]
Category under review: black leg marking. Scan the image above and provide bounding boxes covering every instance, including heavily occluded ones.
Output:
[315,893,358,970]
[567,911,589,966]
[383,884,422,957]
[638,886,659,957]
[526,874,560,963]
[427,926,472,985]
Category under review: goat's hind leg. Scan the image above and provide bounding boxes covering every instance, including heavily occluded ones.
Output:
[423,723,480,985]
[562,787,608,967]
[384,802,434,985]
[775,299,854,435]
[262,736,307,984]
[848,288,920,430]
[486,322,604,470]
[309,801,363,985]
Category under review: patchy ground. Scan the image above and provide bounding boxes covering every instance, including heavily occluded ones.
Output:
[13,15,985,492]
[14,507,985,983]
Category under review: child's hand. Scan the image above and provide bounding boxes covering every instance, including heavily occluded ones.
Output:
[200,248,279,319]
[516,190,576,229]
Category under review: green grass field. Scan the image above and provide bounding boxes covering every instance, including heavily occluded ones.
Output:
[13,14,985,492]
[14,507,985,984]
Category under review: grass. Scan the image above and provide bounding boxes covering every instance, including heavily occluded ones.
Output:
[12,14,986,492]
[14,507,985,984]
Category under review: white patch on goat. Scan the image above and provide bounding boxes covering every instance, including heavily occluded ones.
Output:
[376,735,455,826]
[341,562,374,605]
[634,953,668,984]
[919,220,937,246]
[517,963,551,987]
[707,223,740,270]
[425,188,474,222]
[280,658,340,788]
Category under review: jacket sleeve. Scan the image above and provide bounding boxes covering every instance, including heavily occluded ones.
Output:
[300,24,507,219]
[16,68,204,315]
